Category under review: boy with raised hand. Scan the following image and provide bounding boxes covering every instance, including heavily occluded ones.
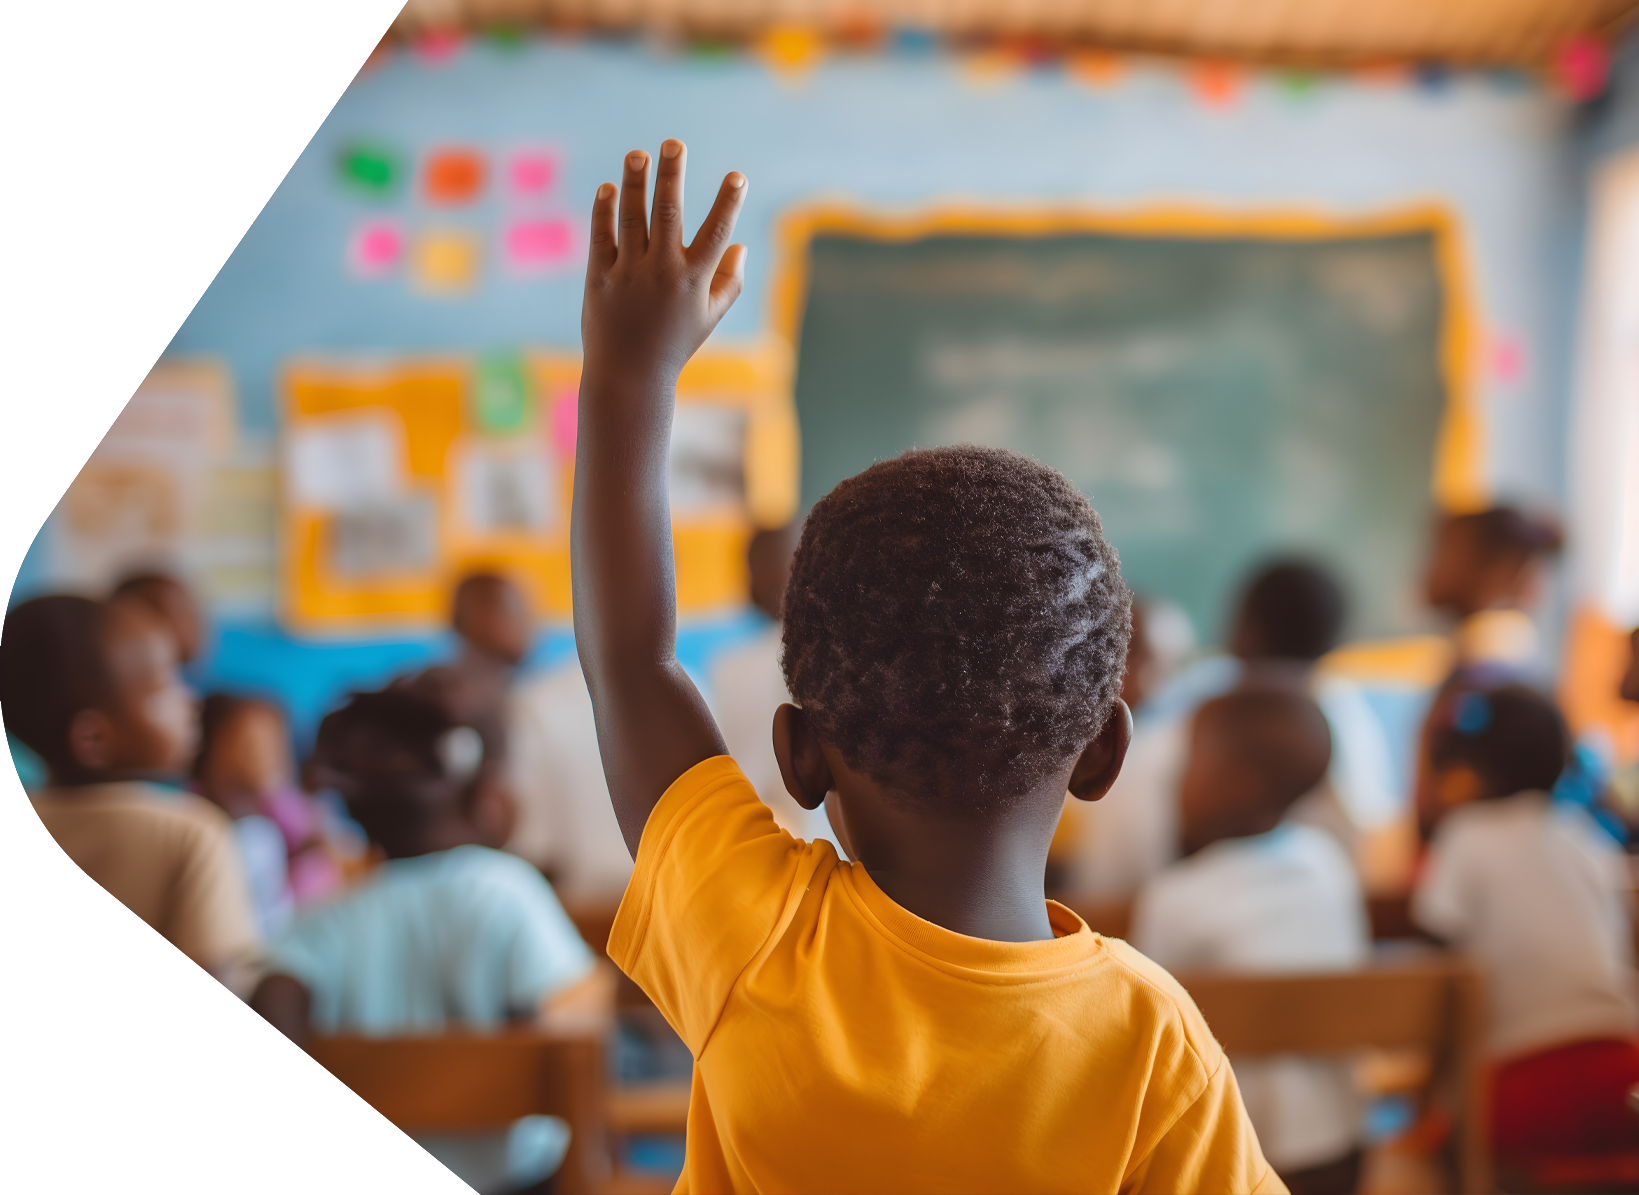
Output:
[574,140,1279,1194]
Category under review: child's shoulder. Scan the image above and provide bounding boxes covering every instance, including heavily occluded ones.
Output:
[1094,936,1227,1076]
[40,781,232,836]
[413,844,565,904]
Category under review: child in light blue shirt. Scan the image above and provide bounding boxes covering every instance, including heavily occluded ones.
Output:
[253,688,601,1193]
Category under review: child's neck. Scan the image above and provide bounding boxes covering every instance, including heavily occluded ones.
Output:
[831,773,1064,943]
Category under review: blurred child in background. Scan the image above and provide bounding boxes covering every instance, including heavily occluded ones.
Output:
[708,521,839,844]
[1052,595,1194,900]
[1422,506,1563,676]
[193,694,348,933]
[112,569,207,671]
[252,687,607,1194]
[1,594,262,996]
[468,571,637,904]
[1060,558,1398,902]
[1134,685,1368,1195]
[1412,682,1639,1169]
[194,695,294,935]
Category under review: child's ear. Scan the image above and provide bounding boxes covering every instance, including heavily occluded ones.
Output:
[67,708,115,772]
[1067,700,1133,803]
[772,703,832,811]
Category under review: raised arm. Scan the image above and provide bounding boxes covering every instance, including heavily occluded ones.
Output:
[572,141,749,855]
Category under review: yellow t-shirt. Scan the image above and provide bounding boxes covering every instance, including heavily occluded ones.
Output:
[609,757,1282,1194]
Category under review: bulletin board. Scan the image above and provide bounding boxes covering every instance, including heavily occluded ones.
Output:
[279,346,797,633]
[774,203,1481,642]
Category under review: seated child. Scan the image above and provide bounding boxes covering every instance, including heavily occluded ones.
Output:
[1052,595,1195,900]
[0,594,262,995]
[569,141,1278,1192]
[112,569,207,668]
[1412,682,1639,1165]
[252,688,606,1193]
[193,694,348,934]
[1132,686,1369,1195]
[1422,506,1562,674]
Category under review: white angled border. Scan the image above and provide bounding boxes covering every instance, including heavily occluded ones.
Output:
[0,2,469,1190]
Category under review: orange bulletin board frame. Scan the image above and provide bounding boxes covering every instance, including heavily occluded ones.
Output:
[769,201,1486,516]
[279,346,797,634]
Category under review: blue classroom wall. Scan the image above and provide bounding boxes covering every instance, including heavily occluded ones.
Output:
[169,38,1574,487]
[9,35,1589,752]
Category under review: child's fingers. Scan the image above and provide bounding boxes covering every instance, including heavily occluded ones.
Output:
[617,150,650,256]
[588,182,618,271]
[650,139,686,253]
[707,243,749,322]
[685,172,748,272]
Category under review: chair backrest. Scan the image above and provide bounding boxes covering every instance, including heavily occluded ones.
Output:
[1175,957,1490,1194]
[308,1028,609,1195]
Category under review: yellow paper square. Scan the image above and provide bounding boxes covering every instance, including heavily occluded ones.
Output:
[411,228,480,294]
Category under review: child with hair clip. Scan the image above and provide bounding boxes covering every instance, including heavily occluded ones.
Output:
[252,688,609,1194]
[570,140,1277,1192]
[1413,681,1639,1167]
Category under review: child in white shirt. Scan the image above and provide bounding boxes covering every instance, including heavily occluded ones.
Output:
[1413,681,1639,1163]
[1135,684,1369,1194]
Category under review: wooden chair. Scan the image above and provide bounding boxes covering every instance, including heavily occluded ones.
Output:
[308,1028,610,1194]
[1175,956,1491,1194]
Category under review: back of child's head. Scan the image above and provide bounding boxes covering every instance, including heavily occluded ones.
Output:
[311,688,506,858]
[1447,506,1564,561]
[112,569,205,664]
[1426,506,1563,617]
[1426,680,1568,800]
[450,571,531,667]
[781,445,1131,808]
[1193,686,1332,814]
[1230,558,1345,663]
[1,595,117,774]
[747,521,800,621]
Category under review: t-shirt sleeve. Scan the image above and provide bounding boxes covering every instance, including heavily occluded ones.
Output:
[1123,1054,1286,1195]
[1412,824,1473,943]
[503,868,597,1013]
[168,803,265,996]
[607,755,821,1052]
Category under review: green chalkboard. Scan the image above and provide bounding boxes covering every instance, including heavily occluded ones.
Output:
[791,230,1447,643]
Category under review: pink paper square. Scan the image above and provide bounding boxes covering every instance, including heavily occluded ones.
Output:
[347,219,404,278]
[1489,335,1526,384]
[504,217,575,274]
[551,387,579,457]
[508,150,558,196]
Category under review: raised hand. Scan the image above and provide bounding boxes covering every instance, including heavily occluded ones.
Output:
[581,141,749,385]
[572,141,747,854]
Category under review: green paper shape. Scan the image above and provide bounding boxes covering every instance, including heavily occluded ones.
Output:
[1279,72,1319,100]
[484,26,527,50]
[474,355,533,434]
[338,142,401,196]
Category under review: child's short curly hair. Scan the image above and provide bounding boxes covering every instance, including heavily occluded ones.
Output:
[781,446,1132,808]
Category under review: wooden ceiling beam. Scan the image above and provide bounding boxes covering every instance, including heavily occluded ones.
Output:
[393,0,1639,67]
